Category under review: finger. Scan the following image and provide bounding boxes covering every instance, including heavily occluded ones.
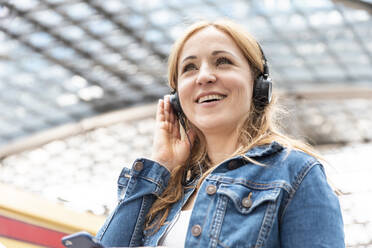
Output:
[168,114,174,133]
[169,103,175,124]
[155,99,161,122]
[173,118,181,139]
[164,95,170,122]
[156,99,165,122]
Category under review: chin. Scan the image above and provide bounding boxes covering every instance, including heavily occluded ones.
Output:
[193,117,237,133]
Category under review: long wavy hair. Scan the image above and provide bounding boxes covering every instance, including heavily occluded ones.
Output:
[144,19,319,233]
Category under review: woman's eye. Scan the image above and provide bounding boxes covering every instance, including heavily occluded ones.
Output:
[216,57,232,66]
[183,63,197,72]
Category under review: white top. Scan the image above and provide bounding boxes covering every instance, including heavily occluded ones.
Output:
[160,209,192,248]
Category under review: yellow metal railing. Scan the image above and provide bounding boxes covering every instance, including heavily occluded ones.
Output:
[0,183,105,247]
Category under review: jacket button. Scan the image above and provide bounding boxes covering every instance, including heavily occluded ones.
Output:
[133,161,144,171]
[242,193,253,208]
[206,185,217,195]
[191,224,202,237]
[227,160,239,170]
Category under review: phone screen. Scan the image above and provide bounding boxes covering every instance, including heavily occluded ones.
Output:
[62,231,168,248]
[61,231,104,248]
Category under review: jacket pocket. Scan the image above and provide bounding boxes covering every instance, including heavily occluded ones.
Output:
[212,183,281,248]
[217,183,280,214]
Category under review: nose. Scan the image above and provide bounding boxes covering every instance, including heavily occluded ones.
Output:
[196,63,216,85]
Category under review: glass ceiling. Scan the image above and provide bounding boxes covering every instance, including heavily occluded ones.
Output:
[0,0,371,148]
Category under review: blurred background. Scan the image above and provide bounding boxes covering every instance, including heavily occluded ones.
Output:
[0,0,371,247]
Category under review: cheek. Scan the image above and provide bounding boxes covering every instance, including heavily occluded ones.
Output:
[177,80,194,111]
[230,76,254,101]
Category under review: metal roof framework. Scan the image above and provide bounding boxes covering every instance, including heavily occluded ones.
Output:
[0,0,371,147]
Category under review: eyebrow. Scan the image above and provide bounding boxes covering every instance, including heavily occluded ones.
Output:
[181,55,197,64]
[212,50,234,56]
[180,50,234,64]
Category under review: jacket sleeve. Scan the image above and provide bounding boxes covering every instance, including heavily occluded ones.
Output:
[96,158,170,247]
[280,163,345,247]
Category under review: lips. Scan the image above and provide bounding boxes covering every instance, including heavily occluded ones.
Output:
[195,92,227,104]
[197,94,227,103]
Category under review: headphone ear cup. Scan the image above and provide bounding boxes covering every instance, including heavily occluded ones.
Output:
[169,92,183,116]
[253,75,272,108]
[169,92,188,132]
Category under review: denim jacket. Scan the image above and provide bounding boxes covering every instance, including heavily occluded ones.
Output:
[96,142,345,247]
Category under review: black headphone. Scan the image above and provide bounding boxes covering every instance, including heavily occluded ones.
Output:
[170,43,272,121]
[253,43,272,110]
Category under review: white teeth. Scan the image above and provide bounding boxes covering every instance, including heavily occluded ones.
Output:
[198,94,226,103]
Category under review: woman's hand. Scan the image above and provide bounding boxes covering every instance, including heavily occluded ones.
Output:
[151,95,195,172]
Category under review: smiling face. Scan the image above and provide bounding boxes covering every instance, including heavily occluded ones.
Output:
[177,26,254,135]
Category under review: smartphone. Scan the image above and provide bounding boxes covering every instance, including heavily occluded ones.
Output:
[61,231,105,248]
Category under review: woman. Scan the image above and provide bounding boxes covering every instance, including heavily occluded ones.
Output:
[96,19,345,247]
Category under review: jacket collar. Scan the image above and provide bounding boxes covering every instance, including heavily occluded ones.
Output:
[244,141,284,158]
[184,142,284,186]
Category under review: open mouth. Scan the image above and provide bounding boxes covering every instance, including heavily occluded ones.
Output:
[197,94,227,104]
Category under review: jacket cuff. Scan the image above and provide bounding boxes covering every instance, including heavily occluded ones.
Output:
[125,158,171,195]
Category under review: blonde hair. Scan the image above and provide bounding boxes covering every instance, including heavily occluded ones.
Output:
[144,19,319,233]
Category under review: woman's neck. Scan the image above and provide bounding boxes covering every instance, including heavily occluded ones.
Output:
[204,128,240,167]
